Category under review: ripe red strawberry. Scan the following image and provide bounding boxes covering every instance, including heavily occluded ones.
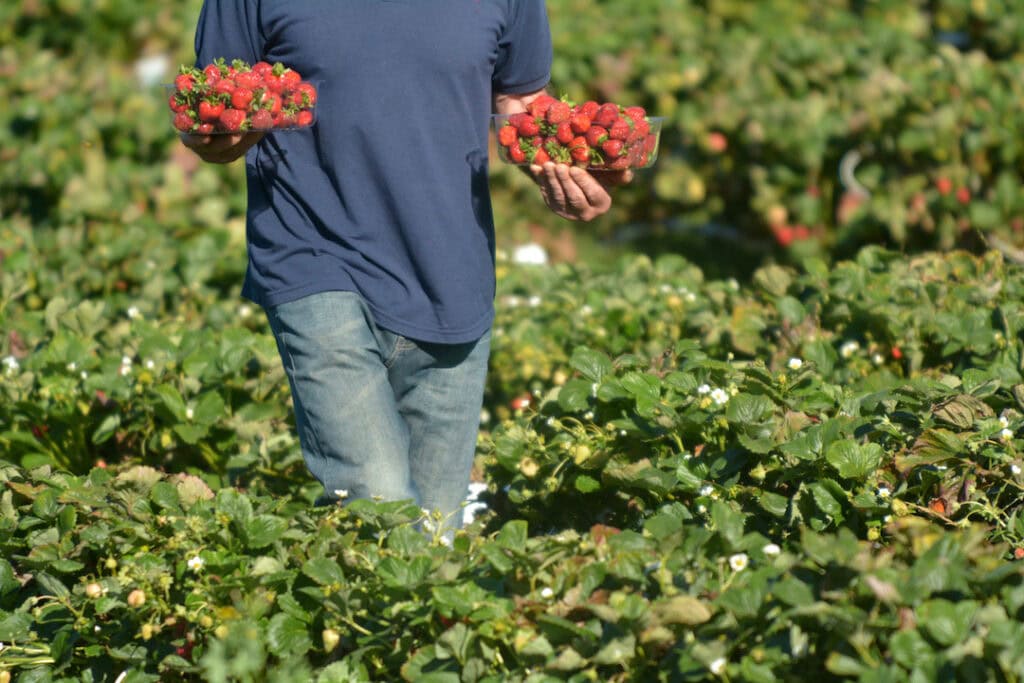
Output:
[281,69,302,89]
[174,73,196,93]
[296,110,314,127]
[231,87,254,110]
[213,79,236,97]
[251,109,275,130]
[545,100,571,125]
[234,70,261,90]
[956,187,971,204]
[601,138,624,158]
[569,112,591,135]
[515,116,540,137]
[289,82,317,108]
[498,124,519,147]
[197,122,215,135]
[251,61,274,77]
[624,106,646,121]
[219,108,248,132]
[509,140,527,163]
[555,121,574,144]
[203,63,222,85]
[593,103,620,128]
[569,137,590,163]
[198,99,226,122]
[259,91,283,116]
[168,93,189,113]
[935,177,953,195]
[579,100,600,119]
[533,147,551,165]
[585,126,608,148]
[173,111,195,132]
[608,118,631,141]
[527,93,557,119]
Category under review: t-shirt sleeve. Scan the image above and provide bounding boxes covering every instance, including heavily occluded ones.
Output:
[193,0,264,67]
[492,0,552,94]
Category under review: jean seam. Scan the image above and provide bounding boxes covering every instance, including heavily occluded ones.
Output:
[272,316,327,467]
[383,335,416,369]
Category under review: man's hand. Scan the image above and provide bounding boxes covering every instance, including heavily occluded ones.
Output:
[179,132,265,164]
[529,162,633,222]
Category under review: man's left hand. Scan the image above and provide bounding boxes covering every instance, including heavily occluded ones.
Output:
[530,162,634,222]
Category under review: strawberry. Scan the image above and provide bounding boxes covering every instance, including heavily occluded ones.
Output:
[545,100,571,125]
[296,110,314,127]
[569,136,590,163]
[532,147,551,165]
[174,72,197,93]
[197,122,215,135]
[251,61,274,77]
[213,79,236,97]
[509,140,527,163]
[515,115,540,137]
[281,69,302,89]
[593,103,620,128]
[555,121,574,145]
[601,138,624,158]
[231,87,254,110]
[234,70,261,90]
[527,93,557,119]
[259,91,283,116]
[218,108,248,132]
[608,118,631,141]
[198,99,226,122]
[585,125,608,148]
[624,106,646,121]
[251,109,275,130]
[498,124,519,147]
[579,100,600,119]
[289,82,317,108]
[203,63,223,85]
[569,112,591,135]
[168,93,189,113]
[173,111,195,132]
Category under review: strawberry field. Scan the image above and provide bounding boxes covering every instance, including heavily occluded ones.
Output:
[4,1,1024,681]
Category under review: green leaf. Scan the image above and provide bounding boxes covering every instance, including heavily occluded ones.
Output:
[825,440,883,479]
[152,384,188,421]
[711,500,745,548]
[570,346,612,383]
[215,488,252,523]
[302,557,345,586]
[193,391,226,425]
[574,474,600,493]
[266,613,312,657]
[726,394,774,424]
[243,514,287,549]
[149,481,181,510]
[651,595,712,625]
[496,519,528,550]
[918,599,977,646]
[557,378,592,412]
[759,491,789,517]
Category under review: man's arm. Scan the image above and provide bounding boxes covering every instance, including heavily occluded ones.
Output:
[494,89,633,223]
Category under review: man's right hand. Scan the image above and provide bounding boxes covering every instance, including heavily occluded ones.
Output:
[179,132,265,164]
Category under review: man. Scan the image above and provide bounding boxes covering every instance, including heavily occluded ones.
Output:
[181,1,631,534]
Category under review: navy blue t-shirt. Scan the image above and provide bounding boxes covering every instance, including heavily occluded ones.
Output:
[193,1,552,343]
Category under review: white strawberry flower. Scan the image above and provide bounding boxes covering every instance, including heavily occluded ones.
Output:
[580,305,593,316]
[877,486,891,498]
[187,555,204,572]
[512,243,548,266]
[145,359,155,370]
[185,407,194,421]
[126,306,141,320]
[872,353,884,365]
[1012,464,1022,476]
[697,384,711,395]
[528,295,542,307]
[762,543,781,556]
[479,408,490,425]
[1001,428,1014,441]
[728,553,749,572]
[3,356,19,373]
[787,357,803,370]
[840,340,859,358]
[238,304,253,319]
[710,388,729,406]
[700,485,714,497]
[1000,415,1010,428]
[333,489,350,500]
[540,587,554,599]
[67,361,77,371]
[710,657,727,675]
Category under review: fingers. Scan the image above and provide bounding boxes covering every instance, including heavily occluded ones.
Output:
[179,132,264,163]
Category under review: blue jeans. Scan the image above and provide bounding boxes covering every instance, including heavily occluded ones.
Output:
[265,291,490,531]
